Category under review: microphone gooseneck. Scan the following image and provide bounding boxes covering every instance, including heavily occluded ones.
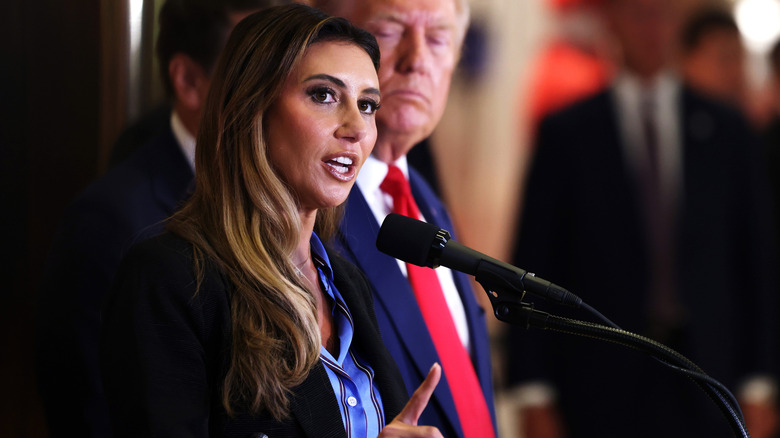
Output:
[376,213,581,308]
[375,212,749,438]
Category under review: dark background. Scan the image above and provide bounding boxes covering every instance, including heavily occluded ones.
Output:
[0,0,131,435]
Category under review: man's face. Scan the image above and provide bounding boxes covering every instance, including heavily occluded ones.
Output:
[683,30,746,105]
[607,0,678,77]
[348,0,461,146]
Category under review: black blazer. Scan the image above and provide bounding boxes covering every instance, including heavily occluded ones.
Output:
[506,85,778,437]
[100,233,408,438]
[35,127,193,437]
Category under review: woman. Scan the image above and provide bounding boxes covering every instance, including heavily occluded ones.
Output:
[99,4,442,437]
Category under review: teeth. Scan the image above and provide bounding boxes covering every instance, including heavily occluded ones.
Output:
[332,156,353,166]
[327,162,348,174]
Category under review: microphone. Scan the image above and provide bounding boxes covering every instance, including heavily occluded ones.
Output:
[376,213,581,307]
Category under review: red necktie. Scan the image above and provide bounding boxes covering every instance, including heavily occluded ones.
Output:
[380,165,495,438]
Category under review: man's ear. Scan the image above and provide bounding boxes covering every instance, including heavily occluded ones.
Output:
[168,53,210,111]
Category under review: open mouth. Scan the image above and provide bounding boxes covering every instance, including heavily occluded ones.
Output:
[324,155,356,181]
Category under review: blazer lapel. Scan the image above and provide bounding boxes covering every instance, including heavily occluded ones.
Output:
[289,363,347,438]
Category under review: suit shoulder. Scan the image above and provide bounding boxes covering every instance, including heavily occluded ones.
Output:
[408,167,454,228]
[539,89,611,129]
[67,149,163,224]
[118,233,197,281]
[109,233,231,324]
[63,130,188,236]
[682,87,755,129]
[408,167,438,201]
[73,166,150,208]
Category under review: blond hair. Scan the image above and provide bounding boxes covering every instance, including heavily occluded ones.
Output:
[167,3,379,420]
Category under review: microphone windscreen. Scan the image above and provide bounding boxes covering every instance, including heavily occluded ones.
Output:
[376,213,440,268]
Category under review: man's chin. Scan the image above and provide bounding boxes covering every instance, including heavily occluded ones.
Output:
[378,106,436,141]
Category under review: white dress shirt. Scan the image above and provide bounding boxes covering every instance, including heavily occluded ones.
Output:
[171,110,196,172]
[611,70,683,205]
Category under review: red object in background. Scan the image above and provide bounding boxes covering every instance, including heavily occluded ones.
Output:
[549,0,604,11]
[526,40,613,136]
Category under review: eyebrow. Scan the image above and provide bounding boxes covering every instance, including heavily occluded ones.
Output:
[303,73,380,97]
[372,15,455,33]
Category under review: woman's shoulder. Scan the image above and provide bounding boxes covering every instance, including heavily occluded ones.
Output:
[115,232,228,302]
[106,232,232,348]
[124,232,193,263]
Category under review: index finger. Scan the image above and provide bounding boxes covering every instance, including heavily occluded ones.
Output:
[396,363,441,425]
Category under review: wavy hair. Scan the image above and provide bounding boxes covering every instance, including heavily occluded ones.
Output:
[166,3,379,420]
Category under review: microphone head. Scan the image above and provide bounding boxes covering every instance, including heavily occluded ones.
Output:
[376,213,448,268]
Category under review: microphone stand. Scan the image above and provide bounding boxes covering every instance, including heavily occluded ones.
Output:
[472,261,750,438]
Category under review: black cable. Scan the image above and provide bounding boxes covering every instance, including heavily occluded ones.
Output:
[552,315,747,436]
[660,360,744,422]
[496,303,749,437]
[579,301,746,425]
[521,306,749,438]
[580,301,619,328]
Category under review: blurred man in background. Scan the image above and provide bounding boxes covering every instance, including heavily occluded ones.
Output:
[506,0,778,436]
[34,1,280,436]
[679,6,748,111]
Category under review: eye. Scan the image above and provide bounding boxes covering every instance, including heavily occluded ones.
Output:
[308,86,337,104]
[370,23,404,41]
[427,32,452,48]
[358,99,380,115]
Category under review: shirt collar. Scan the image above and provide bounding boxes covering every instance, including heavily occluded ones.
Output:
[170,110,196,172]
[613,70,680,105]
[311,231,355,365]
[356,153,410,195]
[309,231,333,282]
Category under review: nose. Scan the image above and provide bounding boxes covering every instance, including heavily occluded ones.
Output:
[396,29,428,74]
[335,104,367,143]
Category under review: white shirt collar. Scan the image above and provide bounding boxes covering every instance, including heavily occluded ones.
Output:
[612,69,683,201]
[356,153,410,196]
[356,153,411,226]
[170,110,196,172]
[612,70,679,113]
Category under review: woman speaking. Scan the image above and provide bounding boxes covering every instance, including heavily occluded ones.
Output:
[99,4,441,437]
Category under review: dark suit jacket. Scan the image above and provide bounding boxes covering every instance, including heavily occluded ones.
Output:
[332,167,496,438]
[35,127,193,437]
[99,232,408,438]
[506,86,778,437]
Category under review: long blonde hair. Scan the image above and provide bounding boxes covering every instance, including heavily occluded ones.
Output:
[166,3,379,420]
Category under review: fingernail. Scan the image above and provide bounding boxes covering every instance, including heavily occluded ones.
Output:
[429,362,439,372]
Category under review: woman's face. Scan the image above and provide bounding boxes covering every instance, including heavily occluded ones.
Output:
[266,41,380,213]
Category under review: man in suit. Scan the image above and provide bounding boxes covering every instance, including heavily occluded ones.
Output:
[311,1,496,437]
[679,6,748,111]
[505,0,779,437]
[34,1,277,436]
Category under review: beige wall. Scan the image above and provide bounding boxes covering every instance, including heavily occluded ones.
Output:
[432,0,552,264]
[429,2,554,436]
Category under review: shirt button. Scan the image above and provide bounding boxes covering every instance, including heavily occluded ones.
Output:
[347,396,357,407]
